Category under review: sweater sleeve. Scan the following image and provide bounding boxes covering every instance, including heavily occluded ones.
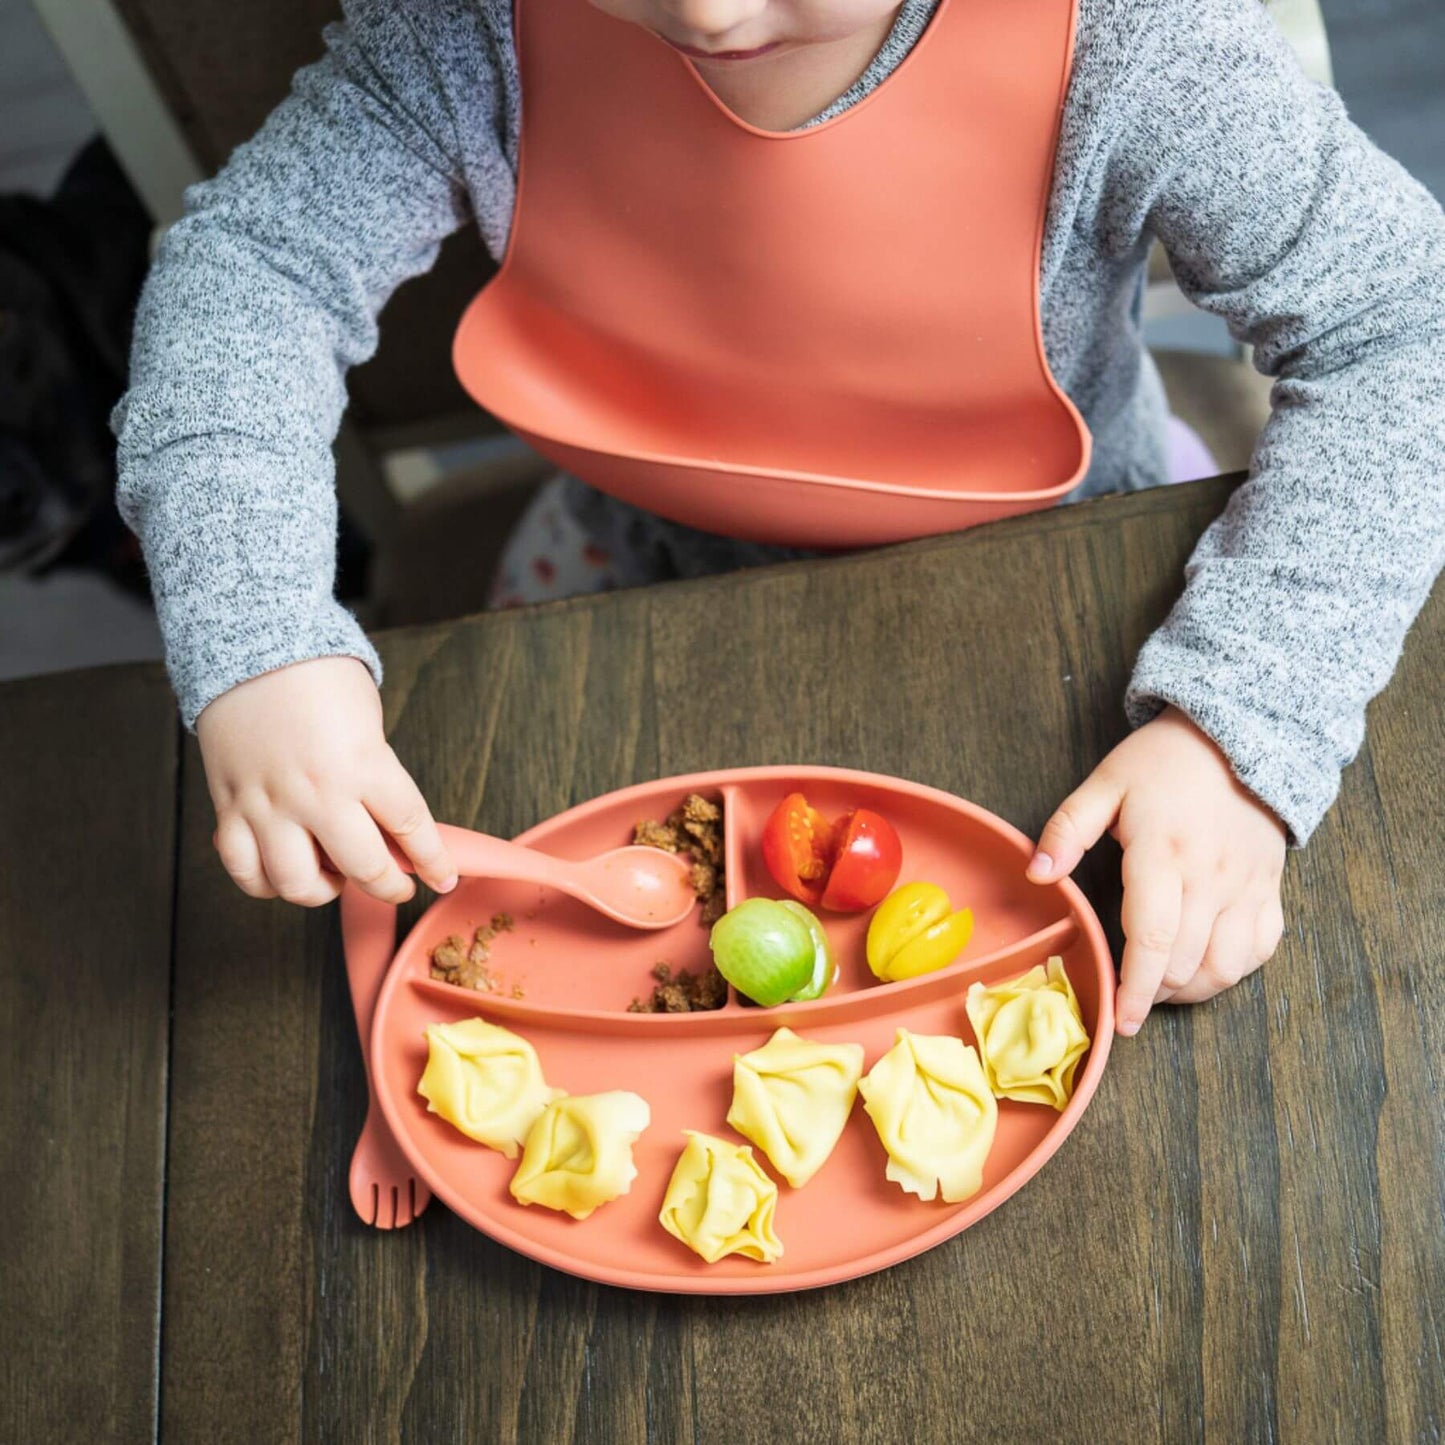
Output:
[113,0,499,726]
[1105,0,1445,842]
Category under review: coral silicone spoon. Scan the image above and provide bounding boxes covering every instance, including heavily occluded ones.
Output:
[433,822,696,930]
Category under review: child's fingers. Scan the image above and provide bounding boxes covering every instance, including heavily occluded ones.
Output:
[365,757,458,894]
[1027,770,1125,883]
[1168,904,1264,1004]
[256,818,344,908]
[1115,850,1183,1035]
[312,804,416,905]
[214,814,278,900]
[1154,891,1217,1002]
[1255,898,1285,962]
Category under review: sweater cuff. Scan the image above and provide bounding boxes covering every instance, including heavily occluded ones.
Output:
[173,599,382,730]
[1125,632,1339,846]
[116,439,383,728]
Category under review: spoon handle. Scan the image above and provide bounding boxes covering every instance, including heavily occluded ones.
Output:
[433,822,574,891]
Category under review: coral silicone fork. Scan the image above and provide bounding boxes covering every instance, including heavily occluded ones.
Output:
[340,884,431,1229]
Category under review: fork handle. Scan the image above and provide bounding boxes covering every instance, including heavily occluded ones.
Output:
[340,884,399,1077]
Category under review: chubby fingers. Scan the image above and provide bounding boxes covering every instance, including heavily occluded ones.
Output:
[214,814,278,900]
[253,817,343,908]
[365,751,457,895]
[1167,899,1281,1004]
[313,803,416,905]
[1152,890,1217,1004]
[1115,847,1183,1036]
[209,750,455,907]
[1027,769,1125,884]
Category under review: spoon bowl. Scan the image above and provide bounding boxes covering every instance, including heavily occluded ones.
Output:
[436,824,697,930]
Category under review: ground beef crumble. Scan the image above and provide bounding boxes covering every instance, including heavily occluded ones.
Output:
[632,792,727,926]
[626,793,730,1010]
[628,962,729,1014]
[429,912,516,992]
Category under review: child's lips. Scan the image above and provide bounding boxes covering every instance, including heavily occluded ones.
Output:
[658,35,783,62]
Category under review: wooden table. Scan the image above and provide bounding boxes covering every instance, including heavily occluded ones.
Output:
[3,478,1441,1444]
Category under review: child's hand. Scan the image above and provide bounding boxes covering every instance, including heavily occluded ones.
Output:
[1026,707,1285,1036]
[196,657,457,907]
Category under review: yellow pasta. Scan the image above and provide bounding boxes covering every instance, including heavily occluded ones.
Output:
[416,1017,562,1156]
[509,1091,651,1219]
[965,957,1091,1109]
[726,1027,864,1188]
[659,1131,783,1264]
[859,1029,997,1204]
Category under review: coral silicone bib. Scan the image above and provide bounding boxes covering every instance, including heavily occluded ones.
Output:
[454,0,1089,546]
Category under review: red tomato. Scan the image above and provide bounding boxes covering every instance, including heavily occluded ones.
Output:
[760,793,833,906]
[821,808,904,911]
[760,793,903,912]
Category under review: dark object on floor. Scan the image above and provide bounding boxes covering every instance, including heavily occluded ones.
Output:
[0,139,151,585]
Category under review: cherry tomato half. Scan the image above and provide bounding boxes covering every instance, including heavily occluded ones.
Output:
[821,809,904,911]
[866,881,974,981]
[760,792,903,913]
[760,793,833,906]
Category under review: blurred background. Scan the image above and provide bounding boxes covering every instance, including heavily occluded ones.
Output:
[1,0,1441,687]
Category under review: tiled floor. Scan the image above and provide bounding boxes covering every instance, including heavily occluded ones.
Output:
[0,0,1440,683]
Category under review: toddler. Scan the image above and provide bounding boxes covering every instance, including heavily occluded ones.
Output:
[115,0,1445,1035]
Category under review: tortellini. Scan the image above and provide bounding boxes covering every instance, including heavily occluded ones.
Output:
[510,1091,651,1219]
[726,1028,864,1188]
[659,1131,783,1264]
[417,1017,562,1156]
[965,956,1090,1109]
[859,1029,998,1204]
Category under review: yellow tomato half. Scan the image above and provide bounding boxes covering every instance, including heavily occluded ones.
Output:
[866,881,975,982]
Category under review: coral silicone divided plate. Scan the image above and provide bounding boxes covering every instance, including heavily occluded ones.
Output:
[369,766,1115,1294]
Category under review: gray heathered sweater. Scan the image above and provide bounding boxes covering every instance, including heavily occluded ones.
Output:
[113,0,1445,843]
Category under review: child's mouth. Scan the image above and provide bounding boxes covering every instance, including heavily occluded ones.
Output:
[658,36,784,62]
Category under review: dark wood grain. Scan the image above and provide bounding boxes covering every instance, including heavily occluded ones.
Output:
[157,478,1444,1443]
[0,664,177,1442]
